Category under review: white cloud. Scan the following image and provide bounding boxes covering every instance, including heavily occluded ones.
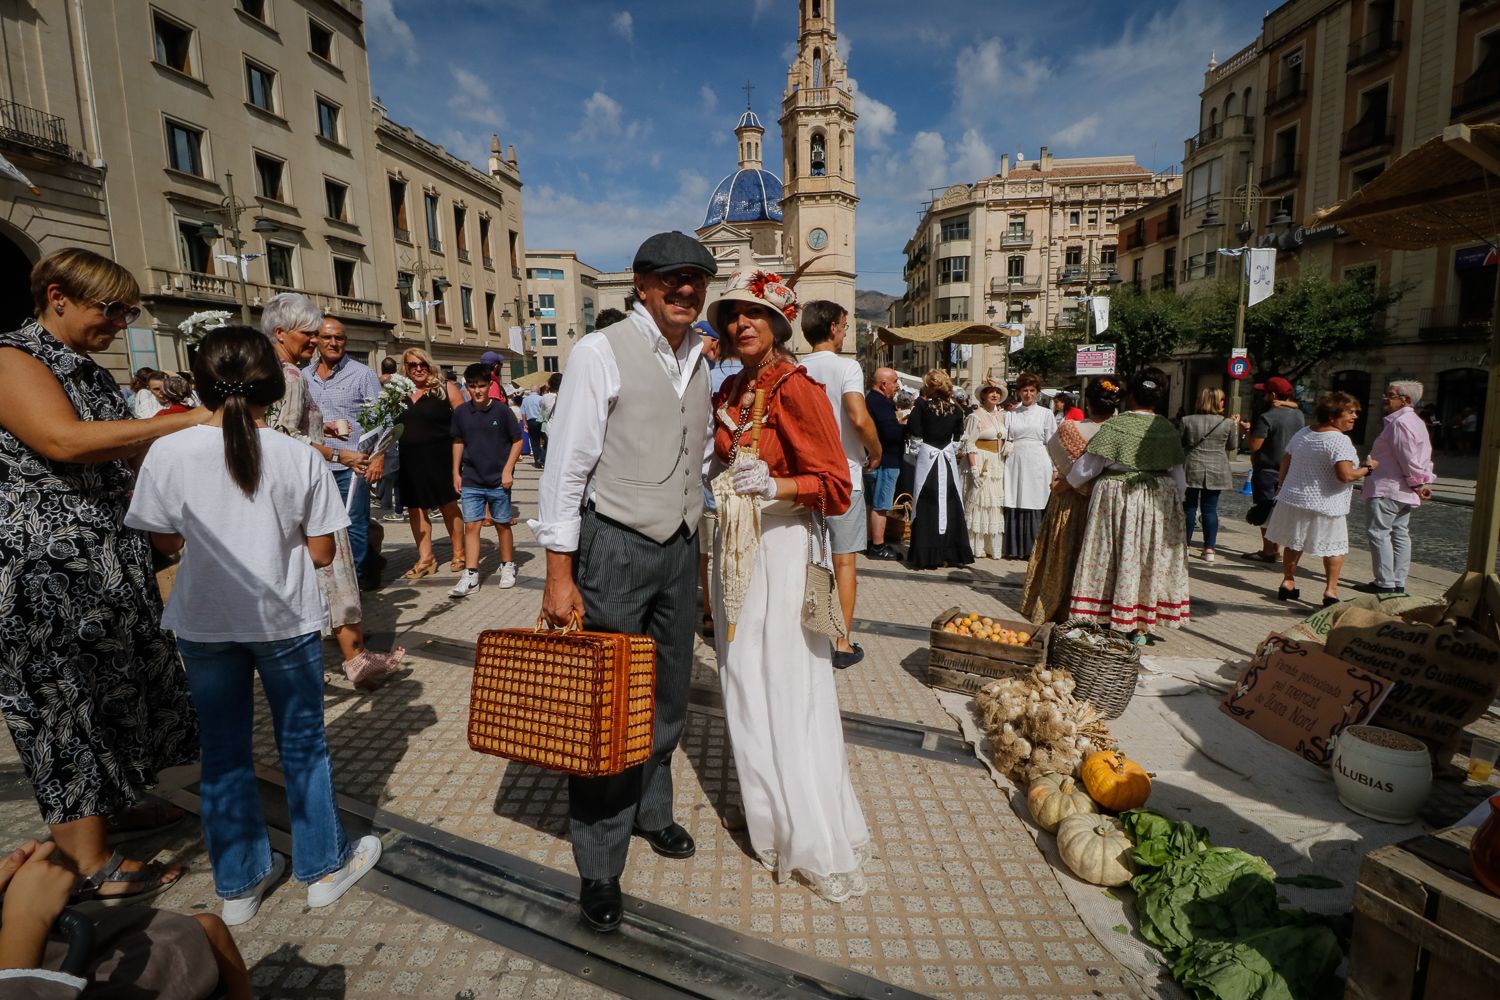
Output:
[750,0,776,22]
[954,37,1051,129]
[448,67,504,128]
[611,11,634,43]
[366,0,418,67]
[700,85,719,116]
[572,90,648,144]
[952,128,996,182]
[1053,114,1102,148]
[524,171,713,269]
[850,81,897,150]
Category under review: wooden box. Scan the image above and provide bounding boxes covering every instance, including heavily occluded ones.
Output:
[925,647,1033,696]
[1345,826,1500,999]
[924,609,1051,695]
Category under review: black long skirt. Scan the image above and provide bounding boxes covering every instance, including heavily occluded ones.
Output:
[906,473,974,570]
[1003,507,1046,559]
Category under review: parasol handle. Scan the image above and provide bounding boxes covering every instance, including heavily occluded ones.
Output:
[745,389,767,457]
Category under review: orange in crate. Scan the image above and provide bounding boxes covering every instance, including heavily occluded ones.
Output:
[468,616,656,777]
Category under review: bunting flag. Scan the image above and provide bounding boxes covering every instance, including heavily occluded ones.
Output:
[1091,295,1111,336]
[0,152,40,195]
[1246,248,1277,307]
[509,325,525,356]
[215,252,264,281]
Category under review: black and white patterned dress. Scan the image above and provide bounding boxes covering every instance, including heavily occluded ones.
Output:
[0,321,198,825]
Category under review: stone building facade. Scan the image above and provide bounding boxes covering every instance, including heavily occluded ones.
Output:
[523,250,600,375]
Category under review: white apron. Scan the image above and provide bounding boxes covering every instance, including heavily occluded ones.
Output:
[914,441,963,534]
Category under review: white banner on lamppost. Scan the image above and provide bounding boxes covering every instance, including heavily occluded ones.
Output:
[1090,295,1111,336]
[508,325,525,356]
[1004,323,1026,354]
[1246,248,1277,306]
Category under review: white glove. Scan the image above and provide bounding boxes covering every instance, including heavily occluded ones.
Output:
[732,457,776,499]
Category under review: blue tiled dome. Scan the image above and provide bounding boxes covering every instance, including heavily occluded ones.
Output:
[702,168,784,227]
[737,109,764,131]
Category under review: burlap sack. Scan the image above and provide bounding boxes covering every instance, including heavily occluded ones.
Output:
[1325,605,1500,756]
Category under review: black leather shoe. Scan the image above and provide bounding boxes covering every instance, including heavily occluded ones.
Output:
[579,877,622,932]
[634,822,696,859]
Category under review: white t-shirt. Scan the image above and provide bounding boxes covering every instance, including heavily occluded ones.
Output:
[1278,426,1360,516]
[798,350,866,490]
[125,426,351,642]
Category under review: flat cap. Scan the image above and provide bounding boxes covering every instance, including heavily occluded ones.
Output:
[632,231,717,276]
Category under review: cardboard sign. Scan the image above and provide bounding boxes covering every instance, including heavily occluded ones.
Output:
[1221,634,1393,767]
[1325,606,1500,754]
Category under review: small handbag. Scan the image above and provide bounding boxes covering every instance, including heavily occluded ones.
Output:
[802,504,848,640]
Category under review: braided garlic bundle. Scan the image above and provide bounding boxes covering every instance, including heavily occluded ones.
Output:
[976,669,1117,782]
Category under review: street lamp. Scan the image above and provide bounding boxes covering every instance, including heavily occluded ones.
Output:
[196,172,278,325]
[394,246,450,354]
[1070,254,1122,342]
[1200,182,1292,422]
[985,299,1032,383]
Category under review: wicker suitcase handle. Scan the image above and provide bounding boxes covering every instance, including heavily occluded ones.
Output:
[534,613,583,633]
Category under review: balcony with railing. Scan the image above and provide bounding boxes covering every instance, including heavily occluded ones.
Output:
[145,267,386,322]
[1149,272,1176,292]
[1419,305,1490,339]
[1153,215,1180,241]
[1056,265,1119,286]
[1261,155,1304,189]
[427,236,443,254]
[457,248,470,263]
[393,227,411,244]
[990,275,1041,294]
[0,99,73,157]
[1265,76,1307,115]
[1453,62,1500,118]
[1341,115,1397,157]
[1121,229,1145,252]
[1001,229,1034,247]
[1185,115,1255,159]
[1348,21,1402,69]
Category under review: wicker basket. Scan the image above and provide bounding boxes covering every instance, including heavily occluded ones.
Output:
[890,492,914,544]
[468,618,655,777]
[1047,625,1141,719]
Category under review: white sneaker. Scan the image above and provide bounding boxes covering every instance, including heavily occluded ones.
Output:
[307,834,382,909]
[222,851,286,927]
[448,571,479,598]
[1202,549,1216,563]
[499,562,517,589]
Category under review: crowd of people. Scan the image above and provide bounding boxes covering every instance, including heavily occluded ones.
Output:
[0,234,1449,989]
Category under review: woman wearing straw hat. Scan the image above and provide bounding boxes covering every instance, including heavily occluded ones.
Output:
[707,270,870,903]
[962,381,1008,558]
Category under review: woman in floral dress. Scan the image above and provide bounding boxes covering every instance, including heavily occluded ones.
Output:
[0,249,203,902]
[262,293,402,684]
[962,383,1007,558]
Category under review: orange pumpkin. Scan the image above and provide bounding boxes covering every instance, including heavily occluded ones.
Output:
[1080,751,1152,811]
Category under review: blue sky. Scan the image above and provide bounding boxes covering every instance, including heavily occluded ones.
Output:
[366,0,1266,294]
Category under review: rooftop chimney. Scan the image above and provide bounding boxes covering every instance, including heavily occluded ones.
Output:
[1039,145,1053,170]
[999,153,1010,178]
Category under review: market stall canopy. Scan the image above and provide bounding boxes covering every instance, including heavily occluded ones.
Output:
[513,370,551,390]
[1311,123,1500,249]
[877,321,1012,347]
[1313,121,1500,621]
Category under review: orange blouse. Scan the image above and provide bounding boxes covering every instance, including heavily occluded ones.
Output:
[712,358,853,516]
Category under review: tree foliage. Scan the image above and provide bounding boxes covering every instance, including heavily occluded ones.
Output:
[1192,270,1403,381]
[1009,329,1082,382]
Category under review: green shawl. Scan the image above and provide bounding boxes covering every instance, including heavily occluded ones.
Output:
[1085,411,1185,474]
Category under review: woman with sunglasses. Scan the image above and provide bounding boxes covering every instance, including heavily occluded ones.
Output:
[393,348,463,577]
[0,248,206,903]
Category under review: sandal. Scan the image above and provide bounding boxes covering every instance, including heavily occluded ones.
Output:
[402,558,437,580]
[105,801,189,844]
[449,557,466,572]
[71,850,183,909]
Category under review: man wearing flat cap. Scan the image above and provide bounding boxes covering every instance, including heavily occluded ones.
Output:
[528,231,717,932]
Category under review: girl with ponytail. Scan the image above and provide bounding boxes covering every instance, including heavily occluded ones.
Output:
[125,326,382,926]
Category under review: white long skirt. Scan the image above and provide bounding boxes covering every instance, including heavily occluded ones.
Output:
[712,512,871,903]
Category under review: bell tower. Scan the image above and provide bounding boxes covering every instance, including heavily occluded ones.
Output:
[779,0,857,346]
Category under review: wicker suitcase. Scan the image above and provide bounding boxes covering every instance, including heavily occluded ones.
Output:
[468,619,656,777]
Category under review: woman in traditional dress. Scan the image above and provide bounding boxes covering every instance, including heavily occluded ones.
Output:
[1066,370,1190,644]
[1019,377,1122,624]
[1001,372,1056,559]
[707,269,869,903]
[962,382,1007,558]
[263,293,403,683]
[1179,388,1236,563]
[393,347,463,577]
[905,370,975,570]
[1263,391,1373,605]
[0,248,203,902]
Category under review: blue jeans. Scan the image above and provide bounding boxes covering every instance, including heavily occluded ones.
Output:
[332,468,371,574]
[1184,488,1222,550]
[178,633,351,897]
[375,465,402,514]
[460,485,514,523]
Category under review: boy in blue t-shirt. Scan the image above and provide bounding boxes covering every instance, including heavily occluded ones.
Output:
[449,363,525,596]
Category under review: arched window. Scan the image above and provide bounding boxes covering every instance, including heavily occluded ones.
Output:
[1225,92,1237,118]
[838,129,849,176]
[1209,108,1218,128]
[1242,87,1253,113]
[812,0,822,17]
[810,131,827,176]
[813,48,824,88]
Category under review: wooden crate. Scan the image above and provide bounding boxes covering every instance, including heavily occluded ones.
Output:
[929,607,1049,670]
[1346,826,1500,999]
[925,647,1032,696]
